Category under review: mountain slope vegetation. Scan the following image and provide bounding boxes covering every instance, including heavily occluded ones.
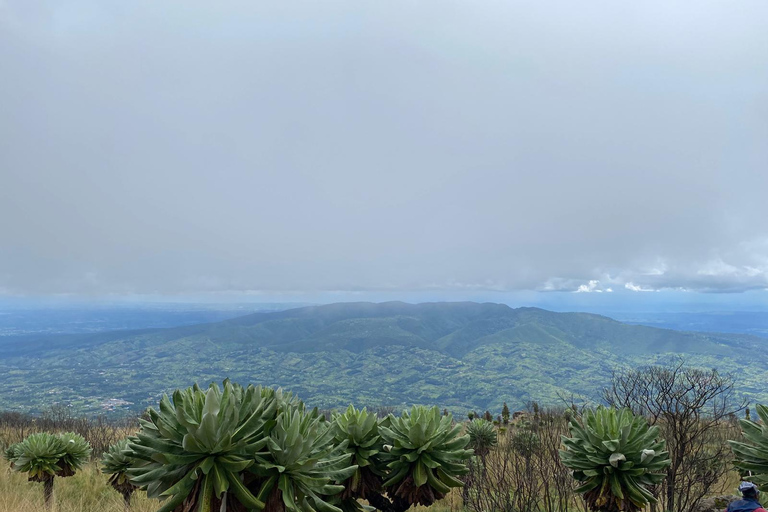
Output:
[0,301,764,415]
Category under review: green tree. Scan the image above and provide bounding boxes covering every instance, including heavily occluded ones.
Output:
[531,401,540,424]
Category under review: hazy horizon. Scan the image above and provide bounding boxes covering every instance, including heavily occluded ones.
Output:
[4,289,768,316]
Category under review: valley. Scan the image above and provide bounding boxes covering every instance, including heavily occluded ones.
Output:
[0,302,765,415]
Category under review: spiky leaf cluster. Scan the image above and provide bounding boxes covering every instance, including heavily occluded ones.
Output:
[251,407,356,512]
[57,432,92,476]
[4,442,21,468]
[729,403,768,491]
[127,381,279,512]
[379,406,472,507]
[127,381,357,512]
[11,433,62,481]
[560,406,670,512]
[11,432,91,482]
[102,439,139,494]
[331,406,384,502]
[465,419,497,457]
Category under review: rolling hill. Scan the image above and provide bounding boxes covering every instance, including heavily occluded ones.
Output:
[0,301,765,415]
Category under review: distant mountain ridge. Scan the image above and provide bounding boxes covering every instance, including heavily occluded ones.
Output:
[0,301,765,415]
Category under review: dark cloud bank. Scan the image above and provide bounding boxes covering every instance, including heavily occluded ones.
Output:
[1,1,767,297]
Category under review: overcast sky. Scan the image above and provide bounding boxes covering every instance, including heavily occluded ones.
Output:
[1,0,767,301]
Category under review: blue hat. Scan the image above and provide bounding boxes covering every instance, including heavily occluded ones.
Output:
[740,482,759,494]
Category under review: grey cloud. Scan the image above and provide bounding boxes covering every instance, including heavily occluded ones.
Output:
[1,0,767,295]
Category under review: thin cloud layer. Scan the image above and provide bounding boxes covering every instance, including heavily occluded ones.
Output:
[1,1,767,296]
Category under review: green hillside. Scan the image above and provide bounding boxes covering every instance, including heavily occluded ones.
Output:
[0,301,764,415]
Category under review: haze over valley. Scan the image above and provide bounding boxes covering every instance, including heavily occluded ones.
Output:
[1,301,766,416]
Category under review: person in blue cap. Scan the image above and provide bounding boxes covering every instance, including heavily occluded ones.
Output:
[726,482,768,512]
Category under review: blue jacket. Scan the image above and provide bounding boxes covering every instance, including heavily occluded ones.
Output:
[727,498,768,512]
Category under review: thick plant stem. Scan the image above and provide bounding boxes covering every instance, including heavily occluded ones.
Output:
[43,476,54,510]
[367,492,410,512]
[367,492,396,512]
[122,490,132,510]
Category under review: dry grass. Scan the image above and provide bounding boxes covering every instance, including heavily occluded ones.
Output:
[0,463,156,512]
[0,464,459,512]
[0,461,739,512]
[410,490,461,512]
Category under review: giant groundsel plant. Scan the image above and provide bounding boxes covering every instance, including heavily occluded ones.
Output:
[4,442,22,469]
[729,403,768,490]
[559,406,670,512]
[465,419,497,458]
[331,405,384,502]
[127,381,357,512]
[127,381,279,512]
[10,432,92,508]
[250,406,355,512]
[102,438,140,508]
[126,381,473,512]
[379,406,472,507]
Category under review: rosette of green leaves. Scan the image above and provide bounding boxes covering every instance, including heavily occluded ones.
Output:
[379,406,472,507]
[4,442,21,468]
[102,438,139,500]
[465,419,497,457]
[127,381,278,512]
[559,406,670,512]
[102,438,134,483]
[57,432,92,477]
[12,432,80,508]
[249,406,357,512]
[11,431,91,481]
[13,433,67,482]
[330,405,384,501]
[729,403,768,491]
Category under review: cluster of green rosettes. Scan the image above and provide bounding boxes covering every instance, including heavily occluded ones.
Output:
[4,431,91,480]
[20,381,768,512]
[118,380,471,512]
[3,431,92,508]
[1,382,473,512]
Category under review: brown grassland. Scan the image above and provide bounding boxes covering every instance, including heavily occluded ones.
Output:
[0,463,458,512]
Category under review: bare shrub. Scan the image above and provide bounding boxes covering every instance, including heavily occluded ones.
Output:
[0,408,138,458]
[463,408,587,512]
